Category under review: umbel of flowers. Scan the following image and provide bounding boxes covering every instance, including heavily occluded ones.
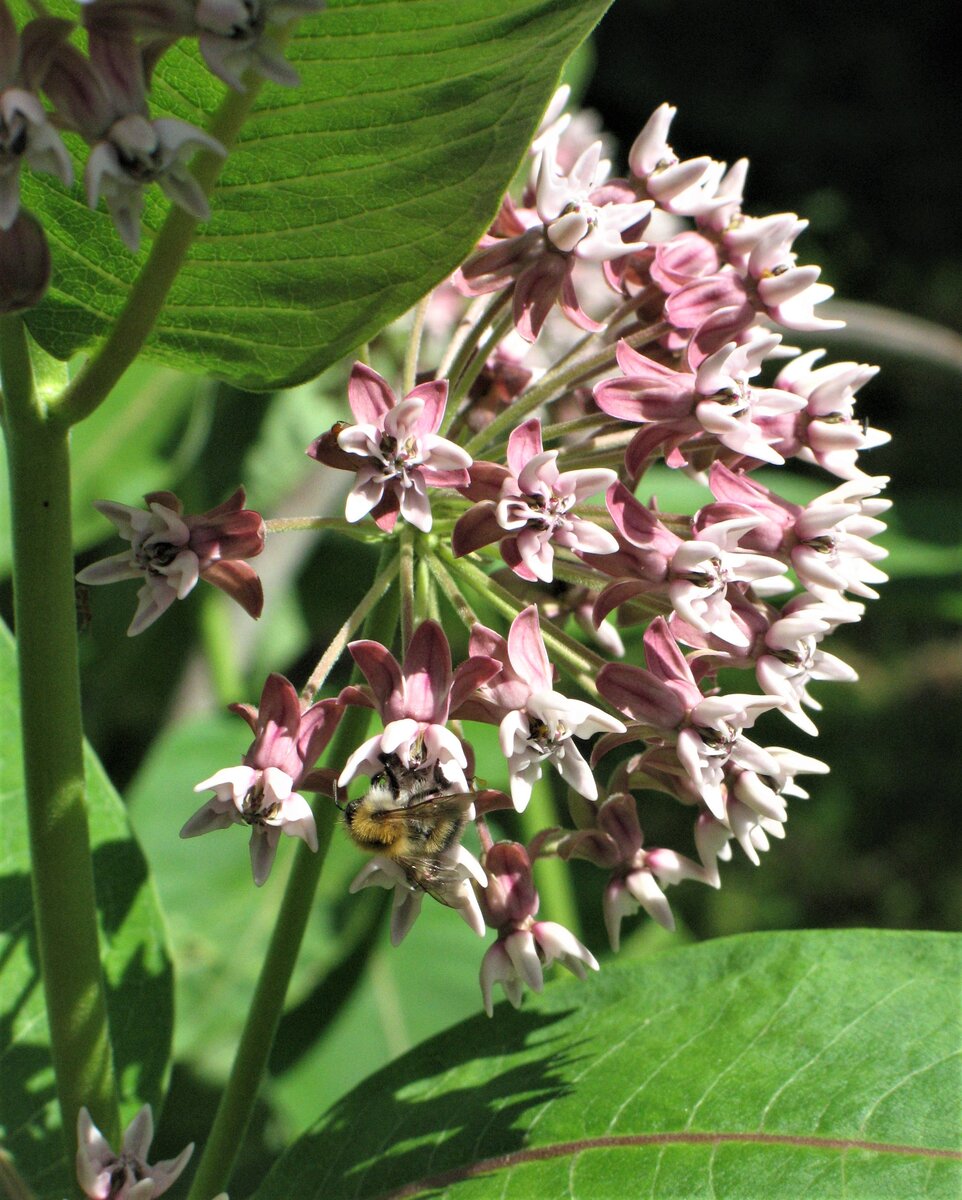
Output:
[45,52,888,1045]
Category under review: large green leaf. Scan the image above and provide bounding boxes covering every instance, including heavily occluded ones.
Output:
[251,930,962,1200]
[20,0,612,389]
[0,623,174,1200]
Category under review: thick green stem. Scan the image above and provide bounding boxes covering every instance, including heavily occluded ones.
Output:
[52,84,263,430]
[0,317,120,1149]
[184,704,372,1200]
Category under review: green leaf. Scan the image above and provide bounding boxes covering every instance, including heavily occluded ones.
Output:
[0,358,203,577]
[21,0,612,389]
[0,622,173,1200]
[251,930,962,1200]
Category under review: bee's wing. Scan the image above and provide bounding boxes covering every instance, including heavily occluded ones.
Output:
[392,790,480,820]
[395,853,477,908]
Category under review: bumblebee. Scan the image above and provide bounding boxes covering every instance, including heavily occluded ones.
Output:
[341,753,477,902]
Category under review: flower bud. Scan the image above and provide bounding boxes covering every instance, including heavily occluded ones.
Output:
[0,209,49,313]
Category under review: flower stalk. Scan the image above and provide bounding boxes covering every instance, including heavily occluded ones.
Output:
[0,314,120,1149]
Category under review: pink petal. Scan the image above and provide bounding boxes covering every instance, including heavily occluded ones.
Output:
[596,662,686,728]
[402,620,452,723]
[405,379,448,434]
[506,417,543,478]
[452,503,503,558]
[202,559,263,619]
[349,640,403,716]
[507,606,553,693]
[347,361,396,424]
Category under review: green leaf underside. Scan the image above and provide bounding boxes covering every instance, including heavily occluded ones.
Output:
[19,0,612,389]
[252,930,961,1200]
[0,622,173,1200]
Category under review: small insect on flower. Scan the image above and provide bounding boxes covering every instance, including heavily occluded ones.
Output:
[340,752,481,907]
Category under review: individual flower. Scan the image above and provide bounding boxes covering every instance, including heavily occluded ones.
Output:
[307,362,471,534]
[463,606,625,811]
[76,487,265,635]
[0,5,73,229]
[628,102,726,218]
[458,136,652,341]
[593,332,808,478]
[337,619,499,793]
[759,348,889,480]
[453,417,618,581]
[82,0,324,91]
[754,603,858,735]
[558,792,711,948]
[665,213,845,338]
[694,748,829,883]
[596,617,783,819]
[43,32,224,250]
[705,463,890,602]
[478,841,597,1016]
[595,482,789,647]
[181,673,341,885]
[76,1104,193,1200]
[348,843,487,946]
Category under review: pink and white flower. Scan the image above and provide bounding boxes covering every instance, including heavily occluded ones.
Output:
[628,103,726,218]
[453,417,618,581]
[559,792,711,948]
[596,617,783,819]
[478,841,597,1015]
[43,32,224,251]
[76,1105,193,1200]
[76,487,265,635]
[181,674,341,885]
[338,620,499,793]
[0,6,73,230]
[308,362,470,534]
[458,136,651,341]
[464,606,625,811]
[594,332,807,477]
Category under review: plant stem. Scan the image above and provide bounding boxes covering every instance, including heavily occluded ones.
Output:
[264,516,379,540]
[300,551,400,702]
[424,551,478,629]
[399,526,415,654]
[51,83,263,430]
[0,317,120,1148]
[437,292,510,435]
[438,547,606,694]
[403,295,430,395]
[464,320,667,458]
[517,779,581,936]
[185,699,373,1200]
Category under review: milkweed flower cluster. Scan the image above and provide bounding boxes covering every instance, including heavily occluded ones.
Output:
[79,88,888,1017]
